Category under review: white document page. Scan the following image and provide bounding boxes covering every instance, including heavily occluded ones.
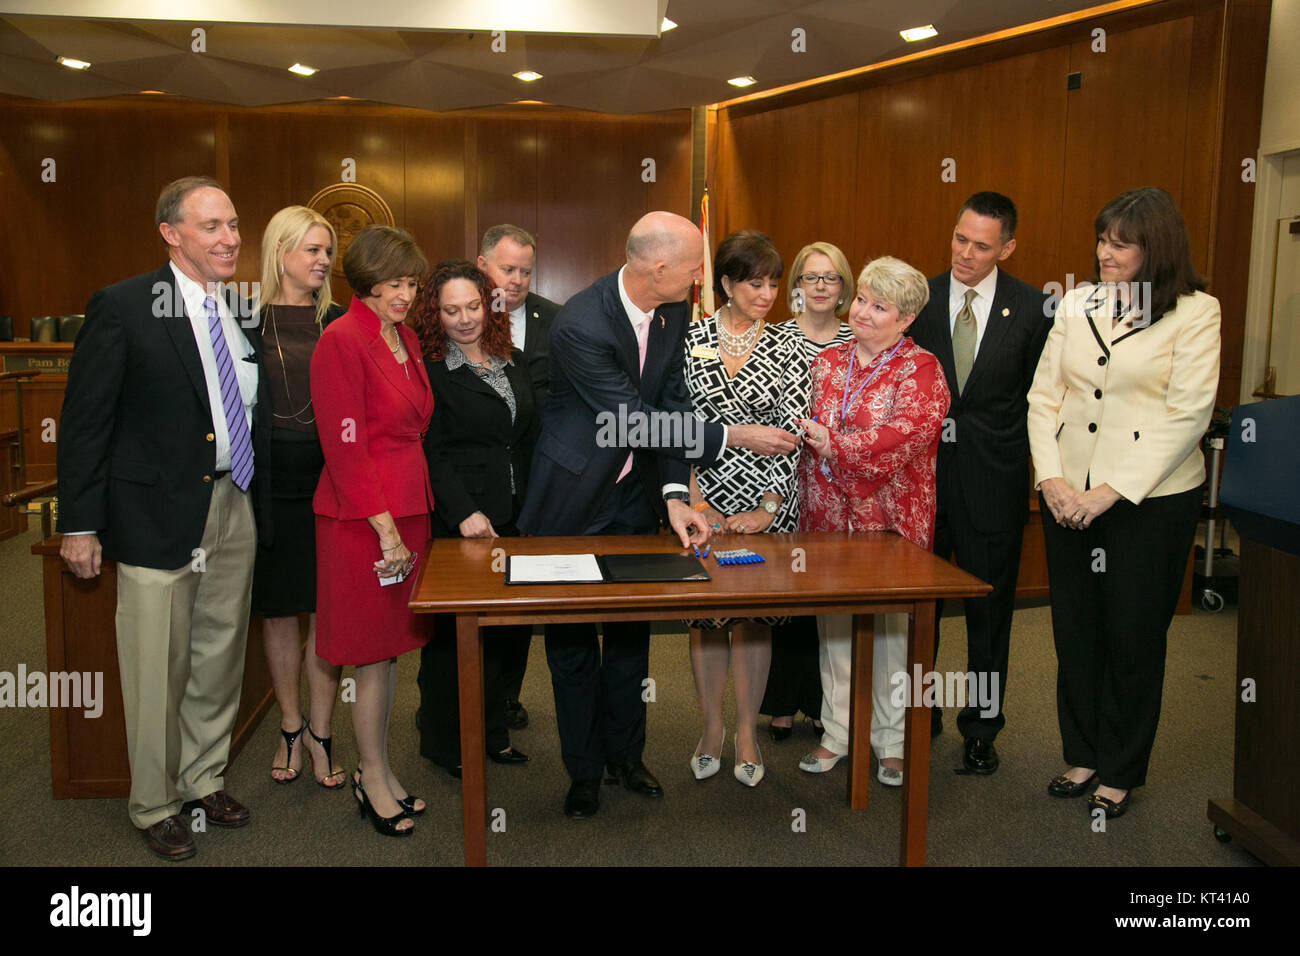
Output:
[506,554,605,584]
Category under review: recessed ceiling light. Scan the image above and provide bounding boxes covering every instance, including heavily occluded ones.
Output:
[288,63,317,77]
[900,25,938,42]
[513,70,543,82]
[57,56,91,71]
[661,17,677,32]
[727,76,757,88]
[139,89,169,95]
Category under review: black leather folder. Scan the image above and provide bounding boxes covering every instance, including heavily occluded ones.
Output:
[598,553,711,583]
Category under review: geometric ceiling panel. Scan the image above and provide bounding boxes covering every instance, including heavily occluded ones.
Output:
[0,1,1129,113]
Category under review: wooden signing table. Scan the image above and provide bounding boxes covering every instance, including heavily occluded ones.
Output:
[409,531,990,867]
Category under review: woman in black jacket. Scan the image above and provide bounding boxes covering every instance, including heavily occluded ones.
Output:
[411,260,540,776]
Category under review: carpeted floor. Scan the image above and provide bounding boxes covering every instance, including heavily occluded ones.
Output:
[0,522,1258,867]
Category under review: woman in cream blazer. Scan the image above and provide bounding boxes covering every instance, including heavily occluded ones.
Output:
[1027,187,1219,819]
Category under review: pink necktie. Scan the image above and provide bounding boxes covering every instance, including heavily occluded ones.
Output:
[616,317,652,483]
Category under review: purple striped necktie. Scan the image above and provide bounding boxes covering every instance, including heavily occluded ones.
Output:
[204,295,254,491]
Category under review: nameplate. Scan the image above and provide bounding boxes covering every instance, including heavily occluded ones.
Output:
[2,354,72,375]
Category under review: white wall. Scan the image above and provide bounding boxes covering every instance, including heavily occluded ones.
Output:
[1260,0,1300,155]
[1240,0,1300,402]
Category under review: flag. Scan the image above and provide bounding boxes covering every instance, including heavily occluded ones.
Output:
[695,189,714,321]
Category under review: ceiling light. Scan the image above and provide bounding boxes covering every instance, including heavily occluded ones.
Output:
[513,70,543,82]
[727,76,757,88]
[288,63,317,76]
[661,17,677,32]
[139,90,169,95]
[899,25,938,42]
[57,56,91,71]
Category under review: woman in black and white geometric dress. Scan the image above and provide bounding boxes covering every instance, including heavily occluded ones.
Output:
[684,230,808,789]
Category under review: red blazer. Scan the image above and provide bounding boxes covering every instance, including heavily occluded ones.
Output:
[311,297,434,521]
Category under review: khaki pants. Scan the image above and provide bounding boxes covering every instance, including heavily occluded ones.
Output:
[816,613,908,760]
[115,476,255,829]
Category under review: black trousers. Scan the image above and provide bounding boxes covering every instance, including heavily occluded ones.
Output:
[416,513,527,768]
[416,615,528,768]
[932,503,1023,741]
[1040,486,1200,789]
[545,471,658,782]
[760,616,822,720]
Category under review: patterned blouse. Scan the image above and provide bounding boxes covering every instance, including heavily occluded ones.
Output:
[798,336,949,549]
[685,315,809,530]
[793,318,853,368]
[445,341,518,493]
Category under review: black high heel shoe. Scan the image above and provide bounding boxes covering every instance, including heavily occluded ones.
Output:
[270,720,307,785]
[395,793,426,815]
[306,724,346,789]
[352,769,414,837]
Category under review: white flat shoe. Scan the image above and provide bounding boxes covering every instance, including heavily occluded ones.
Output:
[877,764,903,787]
[690,728,725,780]
[734,738,764,788]
[799,751,845,774]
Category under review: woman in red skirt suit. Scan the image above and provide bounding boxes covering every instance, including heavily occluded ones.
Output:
[311,225,433,837]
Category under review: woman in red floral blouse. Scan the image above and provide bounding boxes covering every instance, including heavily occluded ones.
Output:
[796,256,950,786]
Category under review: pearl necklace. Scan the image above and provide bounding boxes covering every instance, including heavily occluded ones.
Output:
[716,306,761,357]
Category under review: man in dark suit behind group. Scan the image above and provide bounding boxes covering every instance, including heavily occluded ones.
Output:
[517,211,798,818]
[476,223,562,730]
[478,223,561,400]
[57,176,271,860]
[909,191,1053,774]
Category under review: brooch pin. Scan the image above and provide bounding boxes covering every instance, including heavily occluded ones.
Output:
[1001,308,1010,316]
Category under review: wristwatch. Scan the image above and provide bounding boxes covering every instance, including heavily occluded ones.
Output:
[762,500,778,514]
[664,491,690,504]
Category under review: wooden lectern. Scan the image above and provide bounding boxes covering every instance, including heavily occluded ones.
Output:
[1206,397,1300,864]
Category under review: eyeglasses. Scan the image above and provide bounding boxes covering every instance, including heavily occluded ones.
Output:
[799,273,842,286]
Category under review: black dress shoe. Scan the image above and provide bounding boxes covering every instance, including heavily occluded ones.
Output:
[563,779,601,818]
[963,737,999,775]
[1047,772,1096,797]
[1088,790,1130,818]
[768,721,792,742]
[488,747,529,764]
[604,760,664,797]
[504,699,529,730]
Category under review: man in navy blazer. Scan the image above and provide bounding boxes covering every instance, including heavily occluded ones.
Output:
[518,211,798,817]
[57,177,270,860]
[476,223,562,730]
[477,223,561,401]
[908,192,1053,774]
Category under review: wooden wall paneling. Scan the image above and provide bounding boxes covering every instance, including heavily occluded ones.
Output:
[471,116,539,265]
[716,92,859,287]
[227,111,411,302]
[0,106,42,340]
[1058,18,1195,282]
[645,114,694,224]
[15,107,218,325]
[1205,0,1274,407]
[943,47,1073,291]
[855,75,957,279]
[225,110,296,291]
[535,114,692,304]
[401,113,468,267]
[1182,3,1228,278]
